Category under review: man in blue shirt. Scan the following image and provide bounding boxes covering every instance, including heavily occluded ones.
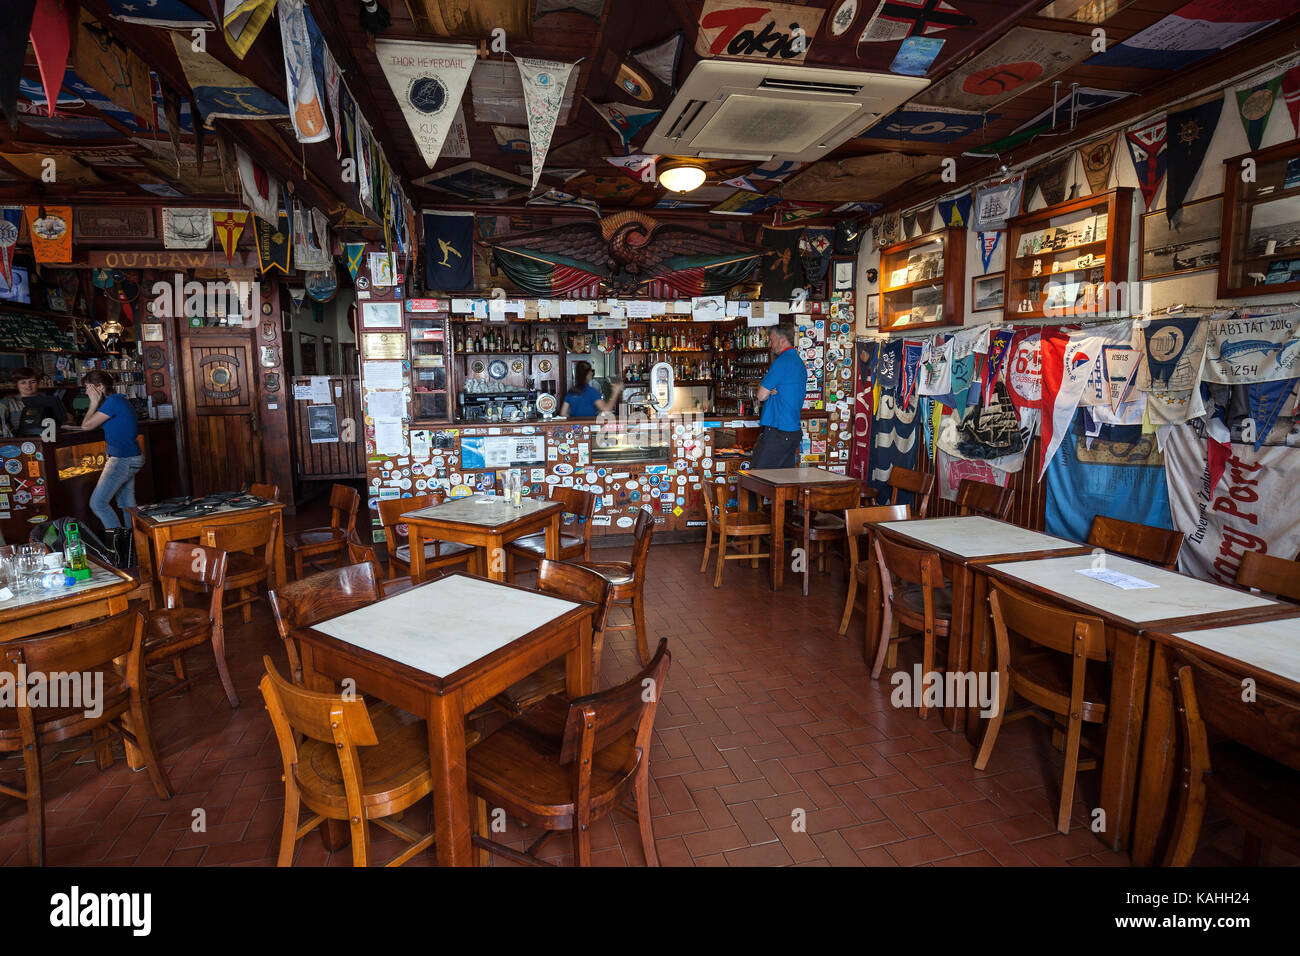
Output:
[752,322,806,469]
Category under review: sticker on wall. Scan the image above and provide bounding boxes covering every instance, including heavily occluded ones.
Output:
[451,484,474,497]
[616,516,635,528]
[554,463,574,475]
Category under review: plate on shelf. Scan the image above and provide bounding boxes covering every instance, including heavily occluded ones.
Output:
[538,359,553,373]
[488,359,509,380]
[511,359,524,373]
[536,392,558,415]
[470,359,486,375]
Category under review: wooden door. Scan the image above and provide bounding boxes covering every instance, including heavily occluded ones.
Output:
[290,374,365,479]
[180,336,263,496]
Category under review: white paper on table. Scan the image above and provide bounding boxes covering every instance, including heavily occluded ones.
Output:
[373,418,404,455]
[309,376,331,404]
[363,361,404,390]
[1074,568,1159,590]
[367,390,406,419]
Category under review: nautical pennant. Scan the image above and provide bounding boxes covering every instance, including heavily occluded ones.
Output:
[983,328,1015,406]
[31,0,71,123]
[254,198,292,275]
[978,231,1000,273]
[170,33,288,122]
[162,208,213,249]
[24,205,73,264]
[212,209,249,262]
[1248,378,1297,450]
[74,10,153,125]
[323,42,342,160]
[936,193,972,228]
[223,0,276,59]
[1078,133,1117,195]
[277,0,330,143]
[584,99,660,147]
[1165,95,1222,224]
[422,210,475,291]
[236,147,278,225]
[1024,154,1072,208]
[723,175,759,192]
[375,39,478,167]
[1282,65,1300,137]
[344,242,365,281]
[1124,115,1167,212]
[900,339,924,411]
[604,154,658,181]
[0,207,21,285]
[630,31,683,87]
[1236,74,1282,151]
[516,58,577,192]
[859,0,974,41]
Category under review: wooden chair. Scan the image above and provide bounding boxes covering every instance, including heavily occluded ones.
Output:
[469,639,671,867]
[492,559,614,717]
[1236,551,1300,603]
[838,504,912,635]
[870,534,951,718]
[0,611,172,865]
[285,484,359,579]
[141,540,238,707]
[975,581,1109,834]
[577,508,655,665]
[784,482,864,596]
[956,478,1014,520]
[269,562,384,684]
[346,531,416,597]
[865,465,936,518]
[248,482,280,501]
[1087,515,1183,570]
[505,486,597,579]
[377,494,473,581]
[184,511,281,624]
[1162,651,1300,866]
[701,483,771,588]
[259,656,435,867]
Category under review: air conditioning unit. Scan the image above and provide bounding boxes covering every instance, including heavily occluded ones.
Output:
[643,60,930,163]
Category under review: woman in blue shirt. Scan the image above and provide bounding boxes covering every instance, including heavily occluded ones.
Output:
[560,361,622,418]
[80,369,142,565]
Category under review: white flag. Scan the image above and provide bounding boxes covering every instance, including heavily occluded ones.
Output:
[162,208,213,249]
[375,40,478,168]
[517,58,577,191]
[236,147,279,225]
[1040,321,1133,478]
[324,44,342,159]
[276,0,330,143]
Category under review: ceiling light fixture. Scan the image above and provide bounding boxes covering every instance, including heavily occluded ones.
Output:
[658,162,706,194]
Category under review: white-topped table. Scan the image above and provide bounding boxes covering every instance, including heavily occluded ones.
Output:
[0,557,138,642]
[1132,613,1300,864]
[872,517,1093,731]
[977,552,1297,853]
[293,572,596,867]
[401,494,563,583]
[736,467,859,590]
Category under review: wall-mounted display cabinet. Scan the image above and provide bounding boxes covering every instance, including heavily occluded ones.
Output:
[879,227,965,331]
[1220,139,1300,298]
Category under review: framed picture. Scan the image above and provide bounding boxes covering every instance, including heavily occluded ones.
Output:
[361,300,403,329]
[1140,195,1223,280]
[299,333,317,375]
[866,293,879,329]
[831,257,856,292]
[971,272,1005,312]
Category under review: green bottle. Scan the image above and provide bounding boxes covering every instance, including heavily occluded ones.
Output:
[65,520,90,576]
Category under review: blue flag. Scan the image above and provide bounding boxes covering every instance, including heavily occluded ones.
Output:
[423,211,475,292]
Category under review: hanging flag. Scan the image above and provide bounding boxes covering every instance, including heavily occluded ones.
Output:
[24,205,72,264]
[1201,309,1300,385]
[936,193,972,228]
[108,0,213,28]
[1087,1,1281,71]
[1125,115,1167,211]
[443,105,471,159]
[1006,330,1043,413]
[255,203,292,274]
[1246,378,1296,450]
[162,208,214,249]
[1039,321,1131,478]
[631,31,683,87]
[970,178,1022,232]
[584,99,660,147]
[344,242,365,281]
[1284,65,1300,136]
[517,58,577,192]
[901,212,918,240]
[73,10,152,124]
[276,0,329,143]
[861,105,994,144]
[1078,133,1117,195]
[722,174,759,192]
[604,154,658,182]
[212,209,249,262]
[891,36,944,77]
[223,0,275,58]
[759,226,806,299]
[323,44,342,159]
[423,210,474,291]
[292,202,331,272]
[0,207,22,284]
[1235,74,1282,151]
[978,231,1000,273]
[287,286,306,311]
[750,160,804,181]
[0,1,37,130]
[375,39,477,168]
[983,328,1015,406]
[858,0,974,41]
[900,339,924,410]
[356,112,374,209]
[1024,154,1073,208]
[1102,345,1139,411]
[1165,95,1222,224]
[31,0,71,123]
[236,147,278,225]
[1141,315,1207,392]
[799,226,836,284]
[170,33,288,122]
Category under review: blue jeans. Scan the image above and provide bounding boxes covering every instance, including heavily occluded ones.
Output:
[90,455,144,531]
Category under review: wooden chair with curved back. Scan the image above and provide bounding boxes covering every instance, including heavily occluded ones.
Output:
[956,478,1015,520]
[248,482,281,502]
[377,494,473,581]
[185,511,281,625]
[702,482,771,588]
[785,482,865,596]
[865,466,936,518]
[1236,551,1300,603]
[346,530,415,597]
[259,656,435,867]
[505,486,597,580]
[1087,515,1184,569]
[268,561,384,684]
[492,559,614,717]
[577,507,655,665]
[0,611,172,865]
[838,504,912,636]
[469,639,671,867]
[976,580,1110,834]
[141,540,238,707]
[1162,650,1300,866]
[285,484,360,579]
[871,533,951,718]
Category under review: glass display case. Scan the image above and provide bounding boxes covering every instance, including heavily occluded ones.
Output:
[879,227,965,330]
[1220,140,1300,298]
[410,315,450,422]
[590,422,671,464]
[55,439,108,481]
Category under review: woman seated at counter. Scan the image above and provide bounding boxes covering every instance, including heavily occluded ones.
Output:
[561,361,623,417]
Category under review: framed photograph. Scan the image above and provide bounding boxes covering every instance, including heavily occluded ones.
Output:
[866,293,879,329]
[361,300,403,329]
[1140,195,1223,280]
[299,333,317,376]
[971,272,1005,312]
[307,404,340,444]
[831,257,856,292]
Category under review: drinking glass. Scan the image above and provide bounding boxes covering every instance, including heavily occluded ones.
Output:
[18,545,44,594]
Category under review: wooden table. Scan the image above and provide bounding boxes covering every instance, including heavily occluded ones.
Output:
[736,467,860,590]
[402,494,563,583]
[871,516,1092,732]
[1132,614,1300,865]
[130,500,286,607]
[0,557,137,642]
[294,572,596,867]
[974,552,1295,852]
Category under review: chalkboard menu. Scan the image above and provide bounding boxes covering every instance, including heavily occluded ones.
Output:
[0,312,76,350]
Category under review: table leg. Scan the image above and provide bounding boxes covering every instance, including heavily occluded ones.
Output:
[485,533,505,582]
[150,527,169,608]
[942,565,973,732]
[966,572,991,745]
[409,525,428,583]
[566,618,594,699]
[427,690,472,866]
[1131,642,1177,866]
[271,515,287,591]
[544,512,560,561]
[770,490,786,591]
[1098,627,1151,852]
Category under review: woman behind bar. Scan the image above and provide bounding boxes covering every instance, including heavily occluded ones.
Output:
[80,369,142,565]
[0,366,67,438]
[561,360,622,418]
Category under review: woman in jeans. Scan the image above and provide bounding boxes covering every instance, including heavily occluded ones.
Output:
[81,369,142,566]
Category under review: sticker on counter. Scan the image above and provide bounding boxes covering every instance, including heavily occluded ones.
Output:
[19,442,35,455]
[616,516,635,528]
[646,465,666,475]
[451,484,474,498]
[625,480,638,490]
[545,475,561,484]
[592,515,612,526]
[531,468,546,481]
[554,463,574,475]
[603,495,614,507]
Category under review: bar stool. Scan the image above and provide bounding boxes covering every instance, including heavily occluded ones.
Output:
[285,484,359,579]
[701,483,771,589]
[838,503,911,635]
[505,486,596,580]
[577,508,655,665]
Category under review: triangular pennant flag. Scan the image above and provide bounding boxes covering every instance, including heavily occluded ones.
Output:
[1025,154,1072,208]
[212,209,249,262]
[356,112,373,209]
[277,0,329,143]
[288,286,306,310]
[222,0,275,59]
[604,153,658,182]
[1125,115,1167,212]
[74,10,153,125]
[1078,133,1117,195]
[1102,345,1138,412]
[1165,95,1222,225]
[255,197,292,275]
[1283,65,1300,136]
[170,32,288,122]
[1248,378,1297,451]
[31,0,71,124]
[443,104,471,159]
[375,39,477,167]
[323,38,342,159]
[1236,75,1283,152]
[631,31,683,87]
[292,201,330,271]
[0,207,21,285]
[344,242,365,281]
[24,205,72,264]
[517,58,577,192]
[236,147,278,225]
[859,0,975,41]
[902,212,917,239]
[978,231,1000,273]
[584,98,660,147]
[722,174,759,192]
[937,193,972,228]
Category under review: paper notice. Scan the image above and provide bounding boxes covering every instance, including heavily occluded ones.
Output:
[1074,568,1159,590]
[373,418,404,455]
[367,390,406,419]
[309,376,331,404]
[363,361,403,390]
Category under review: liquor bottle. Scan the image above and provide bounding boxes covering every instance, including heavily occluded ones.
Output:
[511,330,520,352]
[473,332,482,352]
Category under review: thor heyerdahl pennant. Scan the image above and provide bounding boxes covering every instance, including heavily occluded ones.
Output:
[212,209,249,262]
[170,33,288,122]
[517,58,577,192]
[423,210,474,291]
[1236,75,1282,151]
[255,203,292,275]
[74,10,153,125]
[223,0,275,59]
[0,207,21,285]
[1165,95,1222,224]
[1124,115,1167,212]
[277,0,329,143]
[375,39,477,168]
[1078,133,1117,195]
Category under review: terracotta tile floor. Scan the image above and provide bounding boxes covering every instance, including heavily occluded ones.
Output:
[0,502,1283,867]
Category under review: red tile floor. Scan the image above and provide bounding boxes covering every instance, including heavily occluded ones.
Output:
[0,500,1284,867]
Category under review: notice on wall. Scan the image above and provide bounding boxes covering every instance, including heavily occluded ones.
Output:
[626,301,654,319]
[366,389,405,419]
[307,404,339,444]
[362,361,403,390]
[373,418,404,455]
[309,376,331,404]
